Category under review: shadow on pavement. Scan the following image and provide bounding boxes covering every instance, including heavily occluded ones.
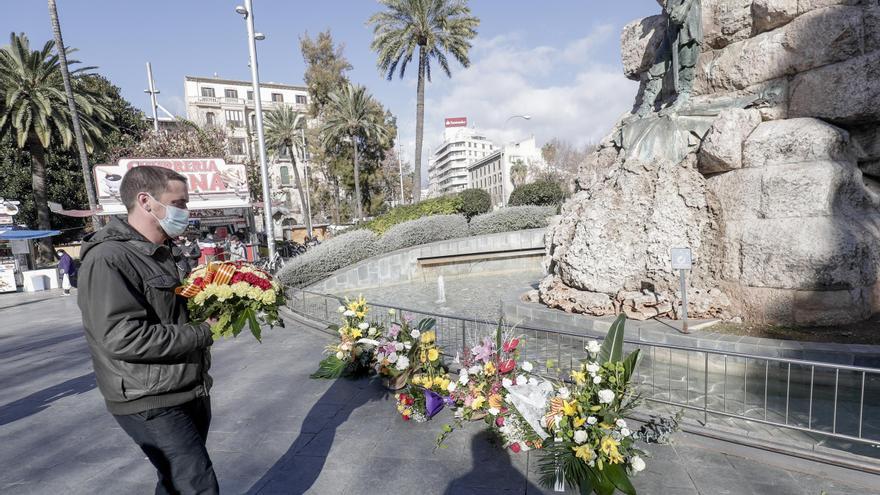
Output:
[444,429,545,494]
[0,372,96,426]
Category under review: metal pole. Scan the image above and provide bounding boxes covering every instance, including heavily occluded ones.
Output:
[300,128,313,238]
[241,0,275,262]
[145,62,160,135]
[680,268,689,334]
[397,125,405,205]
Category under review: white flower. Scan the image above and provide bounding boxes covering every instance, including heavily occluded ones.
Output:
[573,430,588,444]
[338,328,345,336]
[521,361,533,372]
[558,387,571,400]
[387,352,398,364]
[358,322,369,330]
[588,460,596,467]
[458,373,470,385]
[447,382,457,392]
[621,428,631,437]
[586,362,600,376]
[587,416,598,425]
[388,309,396,315]
[630,455,646,472]
[337,306,345,313]
[343,310,355,317]
[597,389,615,404]
[335,351,344,360]
[395,356,410,371]
[404,342,413,350]
[593,376,603,384]
[615,419,627,429]
[468,365,482,375]
[410,329,421,339]
[488,407,500,416]
[394,342,404,351]
[515,374,528,386]
[368,327,377,336]
[586,340,601,355]
[528,376,540,386]
[356,338,379,347]
[502,378,513,388]
[539,381,555,394]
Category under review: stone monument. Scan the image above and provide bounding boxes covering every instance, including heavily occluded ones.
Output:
[539,0,880,325]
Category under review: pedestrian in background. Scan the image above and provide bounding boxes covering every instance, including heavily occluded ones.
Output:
[179,234,202,270]
[228,234,246,262]
[57,249,77,295]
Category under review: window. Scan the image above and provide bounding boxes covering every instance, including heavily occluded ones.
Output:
[225,110,244,127]
[200,87,215,98]
[247,90,254,101]
[229,138,246,155]
[205,112,215,125]
[271,93,284,102]
[225,89,238,99]
[295,94,307,105]
[280,166,290,186]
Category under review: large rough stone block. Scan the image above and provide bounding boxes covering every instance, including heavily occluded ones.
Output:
[752,0,799,34]
[621,15,666,81]
[738,217,876,290]
[792,287,872,325]
[759,161,856,218]
[702,0,754,49]
[702,6,863,92]
[742,118,850,167]
[789,51,880,125]
[698,108,763,173]
[797,0,860,14]
[706,168,763,220]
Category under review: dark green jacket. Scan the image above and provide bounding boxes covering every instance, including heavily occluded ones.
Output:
[78,217,213,415]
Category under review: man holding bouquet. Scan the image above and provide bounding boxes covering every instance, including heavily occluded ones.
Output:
[77,166,219,494]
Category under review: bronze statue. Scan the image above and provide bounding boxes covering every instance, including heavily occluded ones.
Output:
[635,0,703,116]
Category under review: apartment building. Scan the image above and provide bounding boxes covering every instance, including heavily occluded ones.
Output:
[426,118,496,196]
[468,136,543,207]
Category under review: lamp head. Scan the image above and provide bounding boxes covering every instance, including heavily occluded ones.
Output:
[234,5,247,16]
[254,32,266,40]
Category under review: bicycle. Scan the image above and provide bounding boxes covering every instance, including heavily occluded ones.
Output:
[255,251,285,274]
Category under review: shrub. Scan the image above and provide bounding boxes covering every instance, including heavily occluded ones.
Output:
[277,229,379,287]
[468,206,555,236]
[508,179,566,207]
[365,195,463,234]
[458,188,492,220]
[379,214,469,253]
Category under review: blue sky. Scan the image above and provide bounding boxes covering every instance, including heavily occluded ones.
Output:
[4,0,659,176]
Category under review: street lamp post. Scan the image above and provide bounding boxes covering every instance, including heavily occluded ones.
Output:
[396,125,405,205]
[235,1,275,262]
[299,127,313,239]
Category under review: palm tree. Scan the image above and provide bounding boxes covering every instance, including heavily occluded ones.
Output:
[0,33,113,262]
[48,0,100,230]
[263,106,311,237]
[369,0,479,204]
[510,159,528,187]
[320,84,388,222]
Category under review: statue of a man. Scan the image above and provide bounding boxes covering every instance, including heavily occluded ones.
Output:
[635,0,703,116]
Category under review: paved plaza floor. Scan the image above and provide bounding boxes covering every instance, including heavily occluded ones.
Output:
[1,290,878,494]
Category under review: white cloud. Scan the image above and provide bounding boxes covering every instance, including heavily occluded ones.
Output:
[395,26,640,185]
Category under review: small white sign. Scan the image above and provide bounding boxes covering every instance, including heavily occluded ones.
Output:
[671,247,692,270]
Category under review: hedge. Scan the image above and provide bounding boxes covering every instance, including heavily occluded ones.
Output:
[468,206,556,236]
[508,179,566,207]
[380,214,469,253]
[457,188,492,220]
[277,229,379,287]
[365,195,463,234]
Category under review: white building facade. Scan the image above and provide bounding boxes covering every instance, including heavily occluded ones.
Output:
[468,136,544,207]
[184,76,312,235]
[427,119,496,196]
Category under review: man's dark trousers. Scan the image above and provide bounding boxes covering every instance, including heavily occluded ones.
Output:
[114,397,219,495]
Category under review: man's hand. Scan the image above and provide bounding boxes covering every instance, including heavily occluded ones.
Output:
[206,316,219,326]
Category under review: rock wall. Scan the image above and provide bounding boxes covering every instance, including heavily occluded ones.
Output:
[540,0,880,325]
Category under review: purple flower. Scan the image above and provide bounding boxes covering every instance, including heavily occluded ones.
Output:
[388,323,401,338]
[402,313,414,324]
[471,337,495,363]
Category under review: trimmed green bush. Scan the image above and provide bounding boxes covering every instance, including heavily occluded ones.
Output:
[508,179,566,207]
[277,229,379,287]
[380,214,469,253]
[365,195,463,234]
[458,188,492,220]
[468,206,555,236]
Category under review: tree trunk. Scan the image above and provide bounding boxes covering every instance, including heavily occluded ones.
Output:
[48,0,100,230]
[28,138,55,264]
[288,145,312,237]
[413,45,427,203]
[352,138,362,221]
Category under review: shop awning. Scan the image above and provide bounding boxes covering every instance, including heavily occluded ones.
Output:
[0,229,61,240]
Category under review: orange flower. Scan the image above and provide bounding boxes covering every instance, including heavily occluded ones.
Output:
[488,394,503,409]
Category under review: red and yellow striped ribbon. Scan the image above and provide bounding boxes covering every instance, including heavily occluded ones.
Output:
[175,262,237,298]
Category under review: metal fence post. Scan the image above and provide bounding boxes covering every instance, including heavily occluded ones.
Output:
[324,298,329,321]
[704,352,709,425]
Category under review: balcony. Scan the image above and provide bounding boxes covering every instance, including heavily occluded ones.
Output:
[189,96,308,113]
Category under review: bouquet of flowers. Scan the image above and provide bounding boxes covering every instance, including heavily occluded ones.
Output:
[176,261,285,342]
[396,374,454,422]
[310,296,382,379]
[449,327,523,422]
[374,312,437,389]
[537,314,645,495]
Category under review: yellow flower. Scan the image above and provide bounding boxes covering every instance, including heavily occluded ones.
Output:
[436,377,450,391]
[562,400,577,416]
[600,436,621,463]
[572,444,594,462]
[350,328,363,339]
[488,394,503,409]
[411,375,422,386]
[260,290,276,305]
[193,291,208,306]
[484,361,496,375]
[246,286,262,300]
[471,395,486,410]
[402,408,412,416]
[214,285,234,302]
[573,416,586,427]
[419,351,427,363]
[231,282,250,297]
[427,348,439,362]
[420,331,436,344]
[570,370,586,384]
[422,376,434,388]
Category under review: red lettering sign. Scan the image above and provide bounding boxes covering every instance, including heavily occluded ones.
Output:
[445,117,467,128]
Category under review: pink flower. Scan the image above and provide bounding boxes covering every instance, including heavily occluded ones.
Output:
[388,324,401,338]
[495,416,505,427]
[471,337,495,362]
[402,313,414,323]
[509,443,521,453]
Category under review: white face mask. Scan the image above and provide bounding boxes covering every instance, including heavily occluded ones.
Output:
[145,193,190,238]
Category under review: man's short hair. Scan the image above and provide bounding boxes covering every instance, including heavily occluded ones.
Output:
[119,166,188,212]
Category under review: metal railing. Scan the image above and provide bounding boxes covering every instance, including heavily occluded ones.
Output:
[189,96,308,113]
[286,287,880,451]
